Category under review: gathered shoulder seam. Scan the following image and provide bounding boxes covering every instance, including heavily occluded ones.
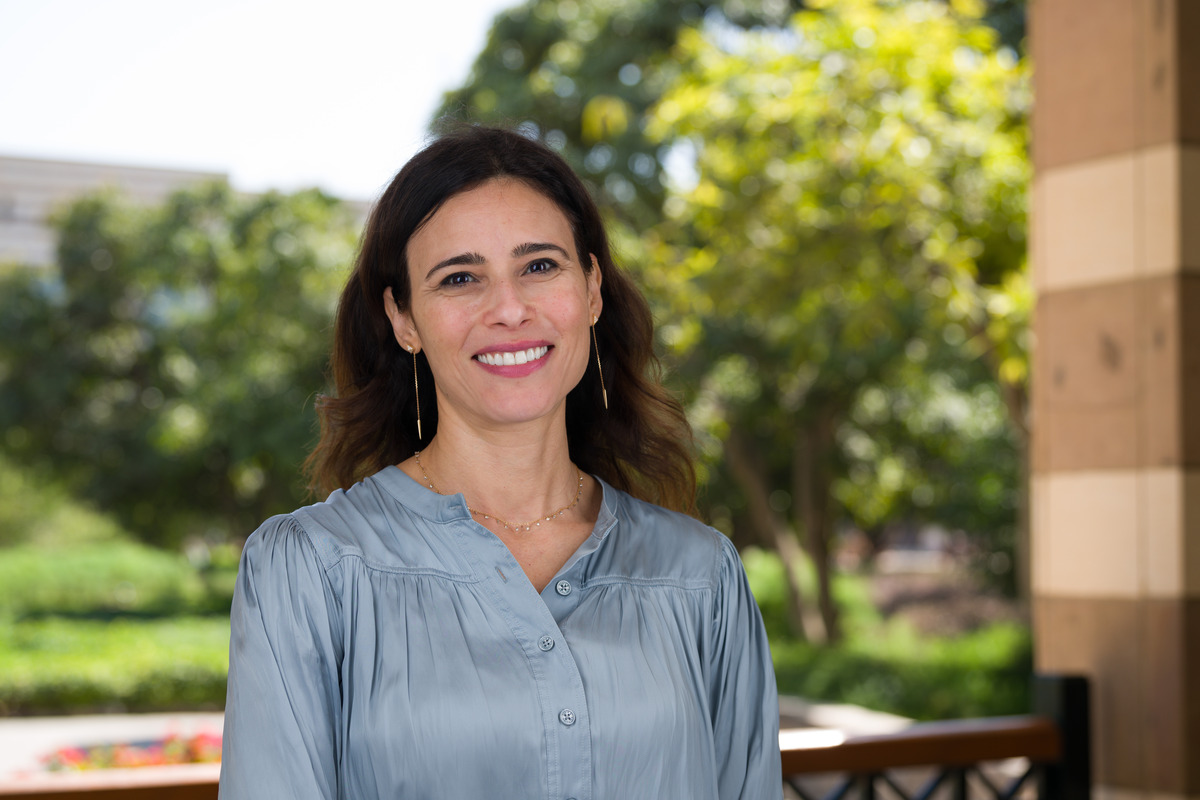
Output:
[281,511,481,584]
[580,575,715,592]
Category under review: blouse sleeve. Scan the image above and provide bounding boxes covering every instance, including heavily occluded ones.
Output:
[220,515,344,800]
[708,535,783,800]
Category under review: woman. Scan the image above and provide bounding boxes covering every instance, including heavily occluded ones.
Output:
[220,125,781,799]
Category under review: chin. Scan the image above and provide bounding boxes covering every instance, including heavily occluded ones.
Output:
[489,407,561,426]
[474,395,565,427]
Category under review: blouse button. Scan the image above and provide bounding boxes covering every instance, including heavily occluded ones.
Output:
[558,708,576,726]
[538,635,555,652]
[555,579,572,596]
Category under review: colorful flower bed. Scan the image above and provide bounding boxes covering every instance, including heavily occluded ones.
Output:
[43,732,222,771]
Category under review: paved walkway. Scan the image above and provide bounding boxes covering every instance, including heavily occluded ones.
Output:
[0,698,908,781]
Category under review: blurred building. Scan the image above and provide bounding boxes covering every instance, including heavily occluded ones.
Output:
[0,155,225,267]
[0,155,371,267]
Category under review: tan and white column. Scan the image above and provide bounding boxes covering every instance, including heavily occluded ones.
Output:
[1030,1,1200,797]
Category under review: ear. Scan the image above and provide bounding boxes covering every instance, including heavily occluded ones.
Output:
[587,254,603,322]
[383,287,421,353]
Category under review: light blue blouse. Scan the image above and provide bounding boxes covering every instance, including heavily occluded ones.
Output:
[219,466,781,800]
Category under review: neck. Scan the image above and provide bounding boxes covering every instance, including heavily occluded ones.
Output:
[407,411,582,527]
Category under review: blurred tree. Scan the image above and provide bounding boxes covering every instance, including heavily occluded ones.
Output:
[436,0,806,224]
[437,0,1021,223]
[833,324,1023,592]
[641,0,1030,641]
[0,184,358,547]
[437,0,1030,641]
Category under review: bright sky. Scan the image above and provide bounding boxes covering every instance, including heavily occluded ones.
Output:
[0,0,516,201]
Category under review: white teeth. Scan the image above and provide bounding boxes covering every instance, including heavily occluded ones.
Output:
[476,346,549,367]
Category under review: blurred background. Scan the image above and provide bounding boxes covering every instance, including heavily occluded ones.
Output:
[0,0,1031,746]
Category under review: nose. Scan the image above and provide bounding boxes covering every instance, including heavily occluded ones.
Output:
[482,278,532,327]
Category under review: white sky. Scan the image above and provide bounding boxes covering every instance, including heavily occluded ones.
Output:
[0,0,517,201]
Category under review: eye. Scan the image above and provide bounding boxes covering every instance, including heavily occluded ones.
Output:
[524,258,559,275]
[439,271,477,287]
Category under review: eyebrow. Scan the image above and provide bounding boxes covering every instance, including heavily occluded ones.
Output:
[426,252,485,280]
[425,242,572,280]
[512,242,570,259]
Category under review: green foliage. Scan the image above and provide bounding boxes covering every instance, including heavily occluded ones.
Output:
[0,519,235,714]
[770,623,1032,720]
[0,454,128,548]
[835,357,1022,594]
[0,617,229,715]
[646,0,1029,377]
[437,0,804,222]
[0,183,360,546]
[0,453,237,619]
[638,0,1030,613]
[439,0,1022,220]
[745,547,1031,719]
[0,542,236,619]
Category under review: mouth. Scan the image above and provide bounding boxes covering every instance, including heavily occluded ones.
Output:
[474,345,551,367]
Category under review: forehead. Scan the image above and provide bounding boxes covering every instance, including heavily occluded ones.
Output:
[407,179,576,264]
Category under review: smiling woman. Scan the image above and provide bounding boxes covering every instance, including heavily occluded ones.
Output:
[219,125,782,800]
[308,126,695,510]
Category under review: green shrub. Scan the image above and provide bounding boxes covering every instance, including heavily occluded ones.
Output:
[744,546,1033,720]
[0,542,211,618]
[0,616,229,715]
[0,456,128,548]
[0,462,239,713]
[770,622,1033,720]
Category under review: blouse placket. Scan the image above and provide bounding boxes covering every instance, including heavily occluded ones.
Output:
[446,505,616,800]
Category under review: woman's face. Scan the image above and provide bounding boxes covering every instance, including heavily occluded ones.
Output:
[384,178,602,434]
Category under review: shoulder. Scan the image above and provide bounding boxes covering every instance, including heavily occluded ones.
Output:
[244,469,466,576]
[239,484,382,572]
[591,483,731,590]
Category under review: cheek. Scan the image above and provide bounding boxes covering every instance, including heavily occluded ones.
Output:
[418,303,471,346]
[548,285,592,322]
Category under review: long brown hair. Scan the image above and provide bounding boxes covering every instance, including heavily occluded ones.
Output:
[305,125,696,512]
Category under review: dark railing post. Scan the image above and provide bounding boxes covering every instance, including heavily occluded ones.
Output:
[950,768,968,800]
[1034,674,1090,800]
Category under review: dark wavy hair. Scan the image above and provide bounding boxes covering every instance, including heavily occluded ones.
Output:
[305,124,696,512]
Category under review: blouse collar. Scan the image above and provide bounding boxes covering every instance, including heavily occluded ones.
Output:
[369,464,620,542]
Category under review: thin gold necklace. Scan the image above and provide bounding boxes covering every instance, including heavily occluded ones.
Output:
[413,450,584,532]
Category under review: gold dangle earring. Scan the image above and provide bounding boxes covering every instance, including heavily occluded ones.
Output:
[408,345,422,440]
[592,315,608,410]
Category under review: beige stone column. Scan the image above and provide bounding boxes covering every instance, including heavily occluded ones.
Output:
[1030,1,1200,798]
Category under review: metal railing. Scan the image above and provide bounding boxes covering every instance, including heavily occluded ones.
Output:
[782,675,1090,800]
